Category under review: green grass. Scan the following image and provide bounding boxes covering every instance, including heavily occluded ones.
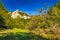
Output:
[0,29,48,40]
[0,28,60,40]
[0,32,48,40]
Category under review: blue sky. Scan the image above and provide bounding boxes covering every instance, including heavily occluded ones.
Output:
[1,0,60,15]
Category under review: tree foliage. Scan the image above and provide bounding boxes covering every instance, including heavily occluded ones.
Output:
[0,1,9,28]
[25,2,60,30]
[48,2,60,23]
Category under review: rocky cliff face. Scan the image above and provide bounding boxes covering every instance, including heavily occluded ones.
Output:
[9,10,31,19]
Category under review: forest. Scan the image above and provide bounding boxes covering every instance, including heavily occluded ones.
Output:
[0,1,60,40]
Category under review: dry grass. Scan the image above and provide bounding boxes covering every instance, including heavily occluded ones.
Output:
[31,27,60,40]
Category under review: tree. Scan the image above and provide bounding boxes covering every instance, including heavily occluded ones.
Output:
[0,1,10,29]
[25,14,53,30]
[48,2,60,24]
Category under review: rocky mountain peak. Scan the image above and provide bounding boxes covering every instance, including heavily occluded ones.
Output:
[13,9,19,13]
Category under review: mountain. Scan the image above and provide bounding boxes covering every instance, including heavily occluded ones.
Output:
[9,10,31,19]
